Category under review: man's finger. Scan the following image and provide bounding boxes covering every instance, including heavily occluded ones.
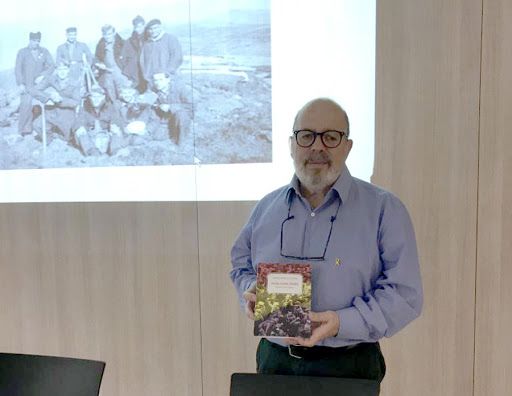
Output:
[245,301,255,320]
[284,337,302,345]
[308,324,333,345]
[243,283,257,320]
[243,291,256,302]
[309,311,331,323]
[290,335,316,348]
[301,323,333,347]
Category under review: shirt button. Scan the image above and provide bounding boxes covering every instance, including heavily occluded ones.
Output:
[311,212,315,217]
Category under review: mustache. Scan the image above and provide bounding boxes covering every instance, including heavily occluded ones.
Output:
[305,151,331,164]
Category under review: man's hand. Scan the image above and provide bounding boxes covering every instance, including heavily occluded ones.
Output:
[159,103,171,112]
[242,284,256,320]
[50,92,62,103]
[286,311,340,347]
[75,126,87,138]
[95,62,107,71]
[110,124,122,136]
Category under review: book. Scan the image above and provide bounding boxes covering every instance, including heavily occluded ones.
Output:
[253,263,312,338]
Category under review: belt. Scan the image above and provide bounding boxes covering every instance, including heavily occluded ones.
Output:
[267,339,360,360]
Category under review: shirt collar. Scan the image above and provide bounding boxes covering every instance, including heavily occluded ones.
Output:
[286,166,353,204]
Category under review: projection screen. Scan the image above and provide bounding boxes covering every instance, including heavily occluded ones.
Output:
[0,0,375,202]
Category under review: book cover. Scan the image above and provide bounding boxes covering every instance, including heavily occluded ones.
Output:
[253,263,312,338]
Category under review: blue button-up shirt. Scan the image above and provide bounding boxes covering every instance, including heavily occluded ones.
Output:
[230,167,423,347]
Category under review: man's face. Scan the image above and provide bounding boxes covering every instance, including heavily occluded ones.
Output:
[120,88,137,103]
[103,29,115,44]
[290,100,352,193]
[66,32,77,43]
[90,92,105,108]
[148,23,162,39]
[134,22,145,36]
[153,74,169,91]
[28,39,40,49]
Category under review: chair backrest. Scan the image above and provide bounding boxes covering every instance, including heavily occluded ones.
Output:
[230,373,380,396]
[0,353,105,396]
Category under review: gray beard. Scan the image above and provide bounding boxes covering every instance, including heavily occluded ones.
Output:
[295,163,339,194]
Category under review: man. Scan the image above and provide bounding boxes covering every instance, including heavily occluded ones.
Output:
[94,25,127,102]
[121,15,146,92]
[147,72,192,144]
[139,19,183,86]
[56,27,93,83]
[73,85,124,156]
[116,84,153,146]
[15,31,54,135]
[31,62,81,143]
[230,98,423,385]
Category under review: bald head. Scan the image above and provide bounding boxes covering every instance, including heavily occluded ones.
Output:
[293,98,350,137]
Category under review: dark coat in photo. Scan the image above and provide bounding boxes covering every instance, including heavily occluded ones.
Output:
[148,78,192,144]
[15,45,55,134]
[140,33,183,83]
[30,75,81,141]
[56,41,93,82]
[121,32,145,89]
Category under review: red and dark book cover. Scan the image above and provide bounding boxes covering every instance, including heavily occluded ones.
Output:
[253,263,312,338]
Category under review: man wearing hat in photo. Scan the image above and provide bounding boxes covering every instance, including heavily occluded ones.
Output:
[73,85,125,156]
[116,81,153,146]
[56,27,93,84]
[140,19,183,86]
[121,15,147,92]
[31,62,81,143]
[15,31,54,136]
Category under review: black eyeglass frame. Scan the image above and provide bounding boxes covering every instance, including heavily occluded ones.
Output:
[280,198,342,261]
[292,129,347,148]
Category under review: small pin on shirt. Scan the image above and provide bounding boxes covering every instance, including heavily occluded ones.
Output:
[335,258,341,266]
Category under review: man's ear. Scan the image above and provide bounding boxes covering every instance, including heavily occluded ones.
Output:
[345,138,353,155]
[289,136,294,158]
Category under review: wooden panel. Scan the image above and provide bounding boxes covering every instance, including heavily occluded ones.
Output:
[0,202,202,396]
[374,1,481,395]
[475,0,512,394]
[197,201,259,396]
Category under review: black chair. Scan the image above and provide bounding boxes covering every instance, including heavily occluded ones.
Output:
[0,353,105,396]
[230,373,380,396]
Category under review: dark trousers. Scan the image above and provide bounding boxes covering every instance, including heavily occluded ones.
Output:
[257,338,386,383]
[18,93,34,135]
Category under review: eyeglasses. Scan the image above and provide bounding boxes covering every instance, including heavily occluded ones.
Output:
[280,199,341,261]
[293,129,346,148]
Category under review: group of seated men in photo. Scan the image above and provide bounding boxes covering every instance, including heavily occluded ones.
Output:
[14,16,192,156]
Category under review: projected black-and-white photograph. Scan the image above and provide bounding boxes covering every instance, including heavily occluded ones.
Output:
[0,0,271,170]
